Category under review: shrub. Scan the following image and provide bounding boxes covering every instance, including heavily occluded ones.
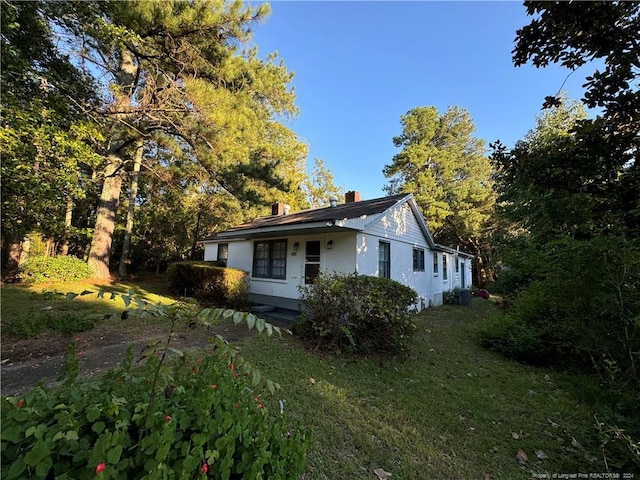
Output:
[18,256,91,284]
[167,261,248,308]
[296,272,418,354]
[472,288,490,299]
[443,290,457,305]
[477,312,546,364]
[1,347,309,479]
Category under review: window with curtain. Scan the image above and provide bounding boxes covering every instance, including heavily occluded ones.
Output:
[252,240,287,279]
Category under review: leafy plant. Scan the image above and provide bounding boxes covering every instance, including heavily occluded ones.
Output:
[167,261,249,308]
[17,255,92,284]
[1,290,309,479]
[443,290,457,305]
[296,271,418,354]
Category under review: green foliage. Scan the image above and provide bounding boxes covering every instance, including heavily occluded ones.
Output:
[510,2,639,239]
[167,261,249,308]
[383,105,496,286]
[478,311,546,364]
[479,236,640,384]
[384,106,494,238]
[442,290,457,305]
[296,272,418,354]
[1,287,308,478]
[1,348,308,479]
[18,256,92,284]
[1,1,102,251]
[301,158,345,208]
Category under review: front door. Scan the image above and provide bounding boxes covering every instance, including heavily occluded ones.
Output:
[460,261,466,288]
[304,240,321,284]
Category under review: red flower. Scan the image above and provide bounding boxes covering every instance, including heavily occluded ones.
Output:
[234,403,239,409]
[75,336,82,342]
[192,368,200,374]
[229,363,235,371]
[254,397,259,402]
[201,463,208,474]
[77,352,82,358]
[164,415,171,422]
[16,400,25,408]
[95,463,106,474]
[210,384,217,390]
[257,403,263,409]
[196,358,202,364]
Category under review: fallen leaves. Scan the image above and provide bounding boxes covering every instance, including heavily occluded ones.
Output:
[535,449,549,460]
[511,432,520,440]
[373,467,392,479]
[515,449,528,466]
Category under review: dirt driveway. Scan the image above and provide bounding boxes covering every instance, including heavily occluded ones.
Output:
[1,322,257,396]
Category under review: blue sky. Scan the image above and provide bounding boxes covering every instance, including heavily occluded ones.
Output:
[249,1,595,200]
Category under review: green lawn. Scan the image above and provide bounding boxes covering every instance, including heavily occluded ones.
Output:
[0,277,176,337]
[237,300,607,479]
[1,281,620,478]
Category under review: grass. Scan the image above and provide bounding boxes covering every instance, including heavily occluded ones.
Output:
[235,299,609,479]
[0,276,176,337]
[2,280,629,477]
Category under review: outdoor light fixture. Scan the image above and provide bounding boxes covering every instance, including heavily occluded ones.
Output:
[293,242,299,251]
[326,240,334,250]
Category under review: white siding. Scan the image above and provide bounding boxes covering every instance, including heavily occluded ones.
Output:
[356,202,433,309]
[205,232,358,300]
[202,197,475,306]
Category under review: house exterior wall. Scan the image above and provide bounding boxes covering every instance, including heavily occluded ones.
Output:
[203,231,357,300]
[356,201,434,307]
[202,198,475,308]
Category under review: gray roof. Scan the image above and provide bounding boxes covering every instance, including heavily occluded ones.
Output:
[201,193,409,240]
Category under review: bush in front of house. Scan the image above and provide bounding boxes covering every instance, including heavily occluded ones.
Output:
[18,255,92,284]
[167,261,248,308]
[1,346,309,479]
[296,271,418,354]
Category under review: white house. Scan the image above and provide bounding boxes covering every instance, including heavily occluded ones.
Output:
[201,191,474,309]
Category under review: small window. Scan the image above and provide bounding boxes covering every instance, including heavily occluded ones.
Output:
[413,248,425,271]
[217,243,228,265]
[455,258,459,273]
[433,252,439,274]
[443,255,448,281]
[378,241,390,279]
[252,239,287,279]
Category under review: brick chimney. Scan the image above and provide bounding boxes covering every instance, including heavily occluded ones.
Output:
[271,202,286,215]
[345,191,361,203]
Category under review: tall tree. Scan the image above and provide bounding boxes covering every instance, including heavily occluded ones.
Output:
[512,1,639,237]
[52,0,305,278]
[486,2,640,401]
[301,158,344,208]
[383,106,495,285]
[1,0,102,269]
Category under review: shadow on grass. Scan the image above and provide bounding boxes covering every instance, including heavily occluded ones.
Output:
[0,277,177,338]
[236,300,607,479]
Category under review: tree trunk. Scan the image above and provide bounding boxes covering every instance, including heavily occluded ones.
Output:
[118,141,143,279]
[87,156,124,279]
[60,196,74,256]
[190,208,202,260]
[6,239,22,272]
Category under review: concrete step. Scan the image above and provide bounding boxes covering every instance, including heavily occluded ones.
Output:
[261,309,300,327]
[251,305,276,314]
